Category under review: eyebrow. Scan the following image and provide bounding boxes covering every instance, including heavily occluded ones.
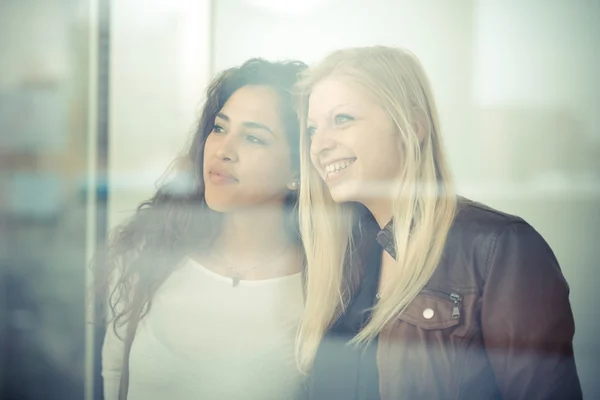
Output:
[307,103,358,124]
[216,112,275,137]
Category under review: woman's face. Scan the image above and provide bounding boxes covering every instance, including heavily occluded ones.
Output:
[203,85,296,212]
[307,77,402,205]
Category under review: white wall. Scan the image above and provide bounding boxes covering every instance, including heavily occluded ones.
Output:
[108,0,212,228]
[213,0,599,397]
[474,0,600,138]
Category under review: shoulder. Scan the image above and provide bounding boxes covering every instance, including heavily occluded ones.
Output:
[451,196,526,235]
[452,196,550,251]
[447,196,539,259]
[438,196,555,288]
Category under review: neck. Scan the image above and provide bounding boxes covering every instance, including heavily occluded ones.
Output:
[212,205,295,262]
[362,198,393,229]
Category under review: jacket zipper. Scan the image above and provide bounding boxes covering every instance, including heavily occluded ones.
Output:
[420,289,463,319]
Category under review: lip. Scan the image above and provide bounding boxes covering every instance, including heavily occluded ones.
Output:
[208,166,238,184]
[321,157,356,182]
[320,157,357,169]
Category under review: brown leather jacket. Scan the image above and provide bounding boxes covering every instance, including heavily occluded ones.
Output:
[379,198,581,399]
[310,198,582,400]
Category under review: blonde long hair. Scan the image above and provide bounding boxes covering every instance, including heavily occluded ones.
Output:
[295,46,457,371]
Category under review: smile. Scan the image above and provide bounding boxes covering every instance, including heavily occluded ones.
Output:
[323,158,356,180]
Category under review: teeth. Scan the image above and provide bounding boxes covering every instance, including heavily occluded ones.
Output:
[325,159,353,175]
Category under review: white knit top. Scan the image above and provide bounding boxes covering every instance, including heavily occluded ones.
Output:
[102,257,305,400]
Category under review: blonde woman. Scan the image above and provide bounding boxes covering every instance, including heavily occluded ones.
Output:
[295,46,581,399]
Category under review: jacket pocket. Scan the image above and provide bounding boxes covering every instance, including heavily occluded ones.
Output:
[378,289,471,399]
[397,289,463,331]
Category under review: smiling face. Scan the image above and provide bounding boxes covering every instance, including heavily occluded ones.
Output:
[203,85,296,212]
[307,77,403,205]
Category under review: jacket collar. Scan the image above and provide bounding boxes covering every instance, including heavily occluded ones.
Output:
[375,219,397,260]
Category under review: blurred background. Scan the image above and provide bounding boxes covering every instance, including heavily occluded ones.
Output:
[0,0,598,398]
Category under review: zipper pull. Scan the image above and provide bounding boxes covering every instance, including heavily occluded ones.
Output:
[450,292,462,319]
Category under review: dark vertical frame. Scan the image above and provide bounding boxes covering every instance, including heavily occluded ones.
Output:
[92,0,110,398]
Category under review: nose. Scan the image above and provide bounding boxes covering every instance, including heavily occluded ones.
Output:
[215,135,238,162]
[310,127,337,158]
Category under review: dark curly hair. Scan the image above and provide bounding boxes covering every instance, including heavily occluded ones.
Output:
[93,58,308,337]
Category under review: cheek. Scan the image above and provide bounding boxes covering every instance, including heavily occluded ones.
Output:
[202,148,210,173]
[203,136,215,161]
[244,152,292,185]
[356,127,401,179]
[309,149,320,172]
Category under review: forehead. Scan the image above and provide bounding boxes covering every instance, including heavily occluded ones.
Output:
[220,85,282,125]
[307,77,369,118]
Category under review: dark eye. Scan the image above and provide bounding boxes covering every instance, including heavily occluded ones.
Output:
[212,124,225,134]
[246,135,266,145]
[334,114,353,125]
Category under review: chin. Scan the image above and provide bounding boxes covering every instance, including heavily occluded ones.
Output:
[327,182,362,204]
[204,193,237,213]
[205,200,231,213]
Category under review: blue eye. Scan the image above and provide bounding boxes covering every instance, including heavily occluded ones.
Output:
[307,125,317,139]
[334,114,353,125]
[246,135,266,145]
